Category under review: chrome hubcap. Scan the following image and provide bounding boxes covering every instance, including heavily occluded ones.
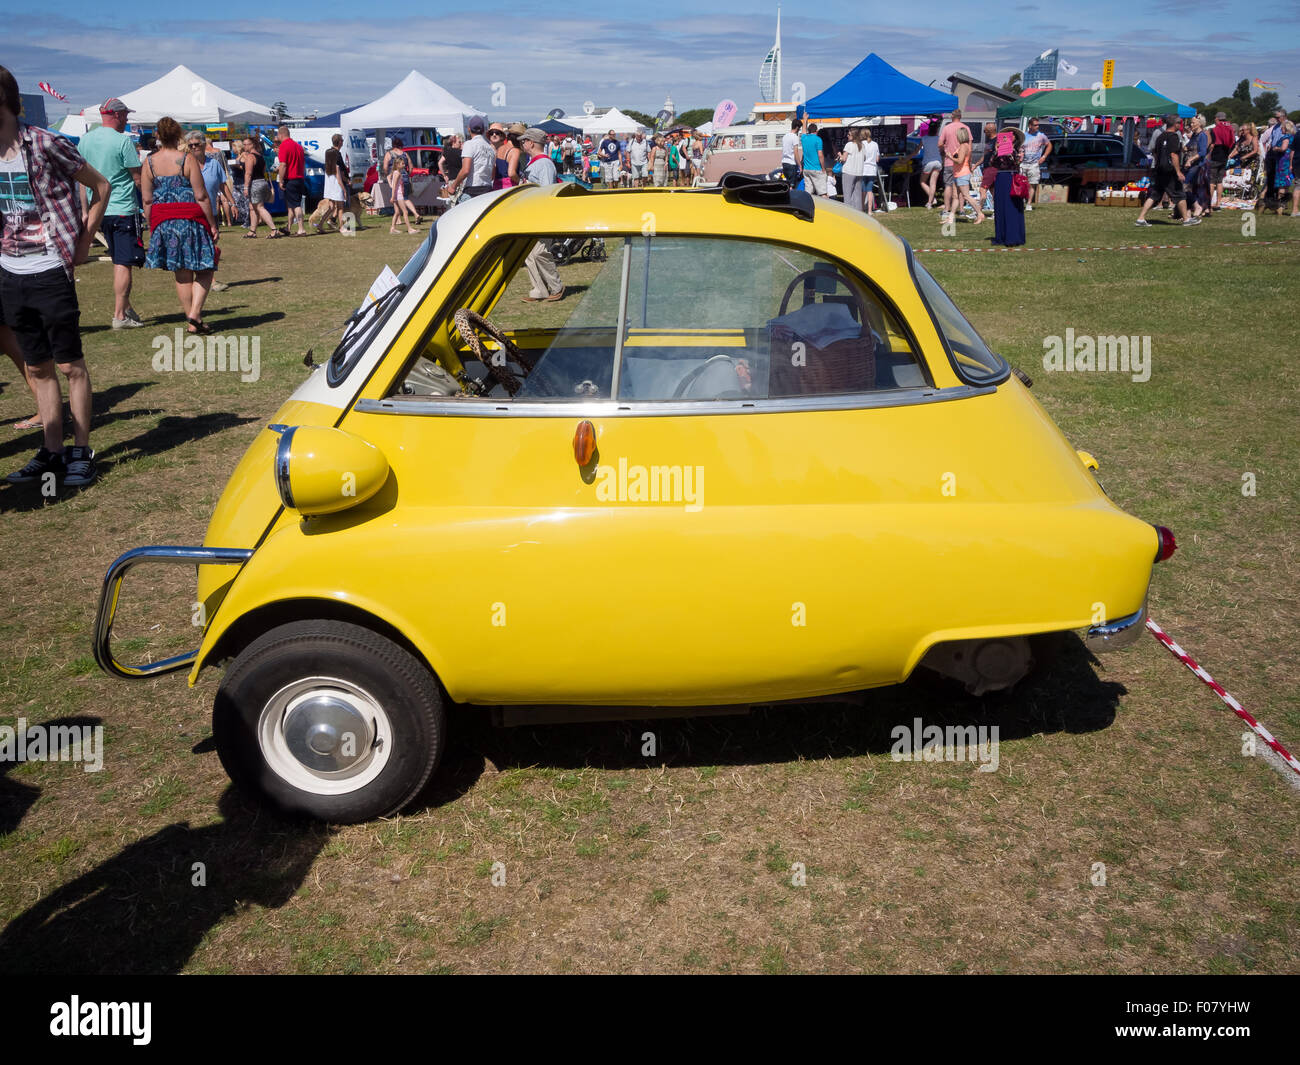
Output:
[258,677,393,795]
[283,694,373,772]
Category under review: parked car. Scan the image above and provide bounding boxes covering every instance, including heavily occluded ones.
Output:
[94,176,1175,822]
[1043,134,1148,197]
[401,145,443,179]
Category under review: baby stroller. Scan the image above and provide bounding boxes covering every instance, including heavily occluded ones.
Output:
[551,236,607,264]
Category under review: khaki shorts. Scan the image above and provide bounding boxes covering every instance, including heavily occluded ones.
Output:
[1020,162,1042,185]
[805,169,827,195]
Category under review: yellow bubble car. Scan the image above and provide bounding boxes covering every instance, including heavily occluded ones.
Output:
[95,177,1175,822]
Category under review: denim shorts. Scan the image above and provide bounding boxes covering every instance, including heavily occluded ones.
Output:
[102,214,145,267]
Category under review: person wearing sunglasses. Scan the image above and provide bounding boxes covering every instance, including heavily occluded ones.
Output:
[186,132,231,292]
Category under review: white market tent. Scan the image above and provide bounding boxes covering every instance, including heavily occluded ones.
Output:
[575,107,644,135]
[118,65,273,124]
[54,114,94,137]
[341,71,484,135]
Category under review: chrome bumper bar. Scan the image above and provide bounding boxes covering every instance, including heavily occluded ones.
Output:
[94,546,253,680]
[1083,599,1147,654]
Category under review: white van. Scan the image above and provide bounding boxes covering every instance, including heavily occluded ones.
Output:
[289,127,369,192]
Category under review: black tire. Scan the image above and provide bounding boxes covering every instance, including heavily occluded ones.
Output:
[213,620,443,823]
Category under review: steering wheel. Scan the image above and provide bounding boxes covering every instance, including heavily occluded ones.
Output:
[672,354,750,399]
[778,268,870,324]
[452,308,535,396]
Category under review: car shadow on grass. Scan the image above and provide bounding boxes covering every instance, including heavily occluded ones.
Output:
[0,787,330,975]
[433,633,1125,786]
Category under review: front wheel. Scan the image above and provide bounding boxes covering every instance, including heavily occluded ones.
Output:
[213,620,444,823]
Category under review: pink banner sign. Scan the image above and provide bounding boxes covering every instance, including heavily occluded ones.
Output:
[712,100,738,130]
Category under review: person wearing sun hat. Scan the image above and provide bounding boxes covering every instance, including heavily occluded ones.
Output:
[517,127,563,303]
[446,116,495,199]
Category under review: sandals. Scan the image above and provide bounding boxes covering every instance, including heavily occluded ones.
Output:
[187,317,214,335]
[13,414,41,431]
[242,231,258,239]
[266,231,283,239]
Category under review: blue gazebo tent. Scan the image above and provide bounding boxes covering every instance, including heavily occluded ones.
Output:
[1134,80,1194,118]
[806,53,959,117]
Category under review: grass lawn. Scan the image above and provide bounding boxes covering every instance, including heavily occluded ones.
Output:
[0,201,1296,974]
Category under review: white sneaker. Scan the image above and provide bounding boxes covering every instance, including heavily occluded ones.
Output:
[111,316,143,329]
[211,280,229,292]
[1026,204,1034,211]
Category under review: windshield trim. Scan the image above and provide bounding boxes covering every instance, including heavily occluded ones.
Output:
[326,222,439,387]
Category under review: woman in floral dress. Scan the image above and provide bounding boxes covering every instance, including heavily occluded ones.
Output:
[142,116,218,333]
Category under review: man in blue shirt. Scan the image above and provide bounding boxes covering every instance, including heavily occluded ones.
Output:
[598,130,621,187]
[1020,117,1053,210]
[800,123,826,196]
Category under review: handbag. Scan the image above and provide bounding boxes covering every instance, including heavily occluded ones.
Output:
[1010,172,1030,199]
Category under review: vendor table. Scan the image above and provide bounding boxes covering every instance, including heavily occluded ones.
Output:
[1080,167,1148,185]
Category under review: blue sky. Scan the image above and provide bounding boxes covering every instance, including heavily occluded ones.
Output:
[6,1,1297,121]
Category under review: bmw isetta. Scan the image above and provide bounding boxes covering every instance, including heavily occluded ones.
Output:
[95,177,1175,822]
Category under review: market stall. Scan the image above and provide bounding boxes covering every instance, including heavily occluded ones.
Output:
[805,53,958,205]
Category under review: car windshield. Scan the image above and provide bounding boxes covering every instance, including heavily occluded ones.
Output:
[327,222,438,386]
[909,256,1007,384]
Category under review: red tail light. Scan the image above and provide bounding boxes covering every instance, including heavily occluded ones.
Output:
[1154,526,1177,562]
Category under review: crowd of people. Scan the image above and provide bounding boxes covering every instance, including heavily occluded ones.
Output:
[436,118,706,193]
[0,64,359,487]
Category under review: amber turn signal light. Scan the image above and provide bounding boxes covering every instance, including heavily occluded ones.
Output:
[573,420,596,466]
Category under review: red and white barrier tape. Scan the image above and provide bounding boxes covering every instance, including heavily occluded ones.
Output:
[913,239,1300,253]
[1145,617,1300,777]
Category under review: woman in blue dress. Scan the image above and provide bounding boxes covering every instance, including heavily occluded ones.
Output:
[143,116,218,334]
[991,127,1026,247]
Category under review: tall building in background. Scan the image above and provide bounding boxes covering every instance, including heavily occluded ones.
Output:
[758,8,782,103]
[1022,48,1059,90]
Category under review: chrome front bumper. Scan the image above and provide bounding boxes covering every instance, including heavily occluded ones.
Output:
[1083,599,1147,654]
[93,545,253,680]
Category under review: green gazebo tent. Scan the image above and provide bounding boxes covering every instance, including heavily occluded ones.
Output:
[996,85,1180,120]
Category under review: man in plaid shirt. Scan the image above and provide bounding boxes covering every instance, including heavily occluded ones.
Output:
[0,65,110,487]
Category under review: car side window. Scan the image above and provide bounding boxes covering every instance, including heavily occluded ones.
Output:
[616,236,926,401]
[389,234,625,402]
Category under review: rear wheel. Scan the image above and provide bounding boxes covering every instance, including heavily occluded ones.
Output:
[213,620,443,823]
